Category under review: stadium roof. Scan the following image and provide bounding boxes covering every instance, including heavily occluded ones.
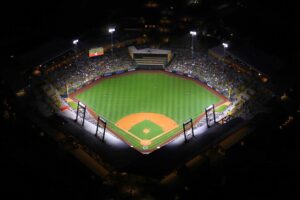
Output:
[16,38,74,70]
[210,45,282,78]
[227,44,283,77]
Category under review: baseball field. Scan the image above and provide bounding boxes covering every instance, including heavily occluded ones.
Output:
[71,71,227,153]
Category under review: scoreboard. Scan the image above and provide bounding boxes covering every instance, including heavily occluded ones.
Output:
[89,47,104,57]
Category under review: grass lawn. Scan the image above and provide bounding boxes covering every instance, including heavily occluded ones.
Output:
[74,71,223,152]
[129,120,164,140]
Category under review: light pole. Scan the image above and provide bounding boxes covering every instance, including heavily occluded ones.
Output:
[71,39,79,94]
[73,39,79,54]
[190,31,197,63]
[73,39,79,45]
[73,39,79,56]
[108,28,115,60]
[73,39,79,57]
[222,42,228,64]
[222,42,229,98]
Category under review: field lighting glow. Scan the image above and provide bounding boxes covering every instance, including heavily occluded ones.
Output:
[108,28,115,33]
[73,39,79,45]
[222,42,229,48]
[190,31,197,36]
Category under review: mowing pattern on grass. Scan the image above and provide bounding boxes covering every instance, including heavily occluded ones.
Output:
[74,71,223,152]
[129,120,164,140]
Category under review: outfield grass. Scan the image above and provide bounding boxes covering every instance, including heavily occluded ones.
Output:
[75,71,222,152]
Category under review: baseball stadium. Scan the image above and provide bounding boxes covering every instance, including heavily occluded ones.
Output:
[10,28,274,183]
[27,34,272,157]
[4,1,299,198]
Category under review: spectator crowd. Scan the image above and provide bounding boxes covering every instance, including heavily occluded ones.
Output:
[44,45,272,120]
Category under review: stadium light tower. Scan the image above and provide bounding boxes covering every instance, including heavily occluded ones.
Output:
[72,39,80,85]
[73,39,79,45]
[222,42,229,64]
[108,28,115,60]
[190,31,197,62]
[73,39,79,53]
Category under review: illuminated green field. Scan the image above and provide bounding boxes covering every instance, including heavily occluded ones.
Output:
[74,71,223,152]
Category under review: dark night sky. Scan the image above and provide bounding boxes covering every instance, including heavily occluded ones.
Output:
[2,0,143,55]
[3,0,300,56]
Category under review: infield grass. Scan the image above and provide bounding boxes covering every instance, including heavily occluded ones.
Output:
[129,120,164,140]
